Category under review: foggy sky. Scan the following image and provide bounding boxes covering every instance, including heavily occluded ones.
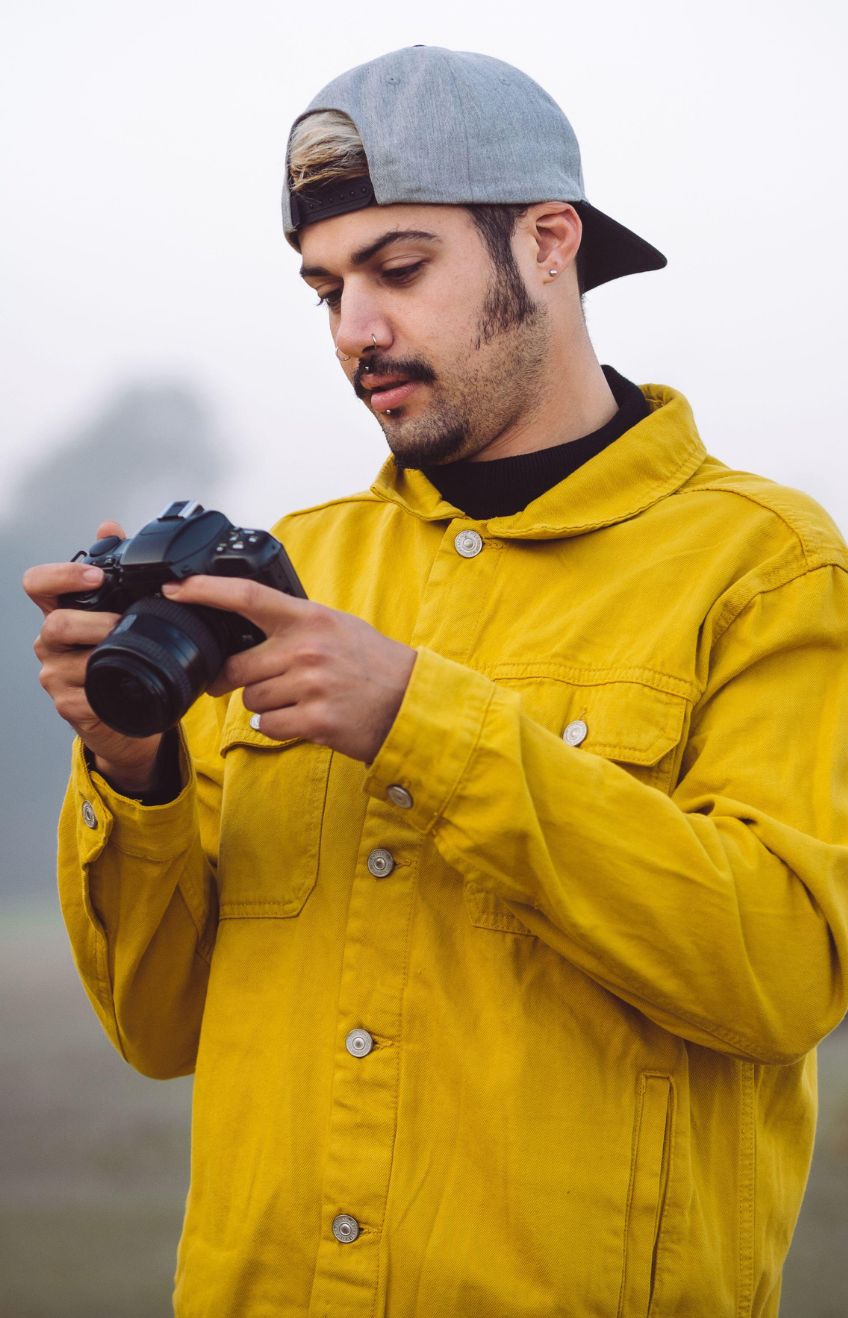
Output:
[2,0,846,533]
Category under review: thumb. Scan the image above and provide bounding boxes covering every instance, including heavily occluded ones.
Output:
[95,520,127,541]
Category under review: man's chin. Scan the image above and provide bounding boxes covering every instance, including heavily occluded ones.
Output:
[383,420,470,472]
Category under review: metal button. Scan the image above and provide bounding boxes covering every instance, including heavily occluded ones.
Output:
[332,1213,360,1244]
[387,784,413,809]
[563,719,588,747]
[345,1028,374,1058]
[367,847,395,878]
[81,801,97,829]
[454,529,483,559]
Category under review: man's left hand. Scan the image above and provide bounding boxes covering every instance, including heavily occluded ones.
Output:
[162,577,416,763]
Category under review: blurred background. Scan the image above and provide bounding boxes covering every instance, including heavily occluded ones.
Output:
[2,0,846,1313]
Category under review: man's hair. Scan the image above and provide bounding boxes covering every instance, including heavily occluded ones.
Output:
[288,110,587,299]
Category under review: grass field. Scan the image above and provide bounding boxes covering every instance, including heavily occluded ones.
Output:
[2,906,846,1317]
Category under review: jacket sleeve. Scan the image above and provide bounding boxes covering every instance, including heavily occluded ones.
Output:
[57,693,227,1079]
[365,563,848,1065]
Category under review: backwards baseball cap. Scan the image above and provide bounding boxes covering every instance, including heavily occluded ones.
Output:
[282,46,667,293]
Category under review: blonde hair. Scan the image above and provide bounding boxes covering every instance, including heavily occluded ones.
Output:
[288,111,369,192]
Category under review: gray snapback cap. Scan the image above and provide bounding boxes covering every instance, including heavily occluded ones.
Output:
[283,46,667,292]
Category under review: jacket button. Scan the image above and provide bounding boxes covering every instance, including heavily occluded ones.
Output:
[367,847,395,878]
[454,529,483,558]
[563,719,588,747]
[345,1028,375,1057]
[387,784,413,809]
[332,1213,360,1243]
[81,801,98,829]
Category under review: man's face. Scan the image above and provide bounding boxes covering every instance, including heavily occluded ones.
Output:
[298,203,550,467]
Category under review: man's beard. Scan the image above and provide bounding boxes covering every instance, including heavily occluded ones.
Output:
[354,263,549,471]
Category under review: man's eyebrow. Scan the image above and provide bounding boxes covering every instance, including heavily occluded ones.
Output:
[299,229,441,280]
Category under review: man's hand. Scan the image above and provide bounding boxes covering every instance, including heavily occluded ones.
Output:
[23,522,164,792]
[162,576,417,763]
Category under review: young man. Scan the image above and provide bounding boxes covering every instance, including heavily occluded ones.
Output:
[25,46,848,1317]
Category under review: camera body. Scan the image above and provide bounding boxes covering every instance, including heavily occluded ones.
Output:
[60,500,306,737]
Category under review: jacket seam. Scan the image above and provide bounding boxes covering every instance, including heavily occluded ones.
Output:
[428,683,498,835]
[711,561,848,646]
[680,482,843,564]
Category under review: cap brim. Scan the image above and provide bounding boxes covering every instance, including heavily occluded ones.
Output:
[574,201,667,292]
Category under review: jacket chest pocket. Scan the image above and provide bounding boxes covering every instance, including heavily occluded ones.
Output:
[465,671,692,936]
[216,699,332,919]
[501,670,692,794]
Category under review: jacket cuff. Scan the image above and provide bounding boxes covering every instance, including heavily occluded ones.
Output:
[70,731,195,865]
[364,646,495,832]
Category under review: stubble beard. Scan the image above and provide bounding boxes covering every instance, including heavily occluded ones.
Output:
[380,270,550,471]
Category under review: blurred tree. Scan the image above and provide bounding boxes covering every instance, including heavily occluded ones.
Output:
[3,381,226,903]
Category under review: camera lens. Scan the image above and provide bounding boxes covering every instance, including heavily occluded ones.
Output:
[85,597,229,737]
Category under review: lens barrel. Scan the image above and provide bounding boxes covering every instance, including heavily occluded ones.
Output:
[85,596,229,737]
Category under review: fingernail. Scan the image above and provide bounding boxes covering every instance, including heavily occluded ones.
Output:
[161,583,178,596]
[82,567,103,583]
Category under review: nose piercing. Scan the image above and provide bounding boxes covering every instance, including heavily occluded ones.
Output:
[335,347,350,361]
[371,334,377,348]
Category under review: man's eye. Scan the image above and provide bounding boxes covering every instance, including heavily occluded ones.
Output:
[383,262,424,284]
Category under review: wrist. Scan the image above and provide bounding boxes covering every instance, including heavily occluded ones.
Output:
[88,732,164,793]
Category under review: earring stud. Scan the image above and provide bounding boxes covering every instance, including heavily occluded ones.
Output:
[548,269,559,277]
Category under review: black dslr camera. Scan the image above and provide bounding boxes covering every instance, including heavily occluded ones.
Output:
[59,500,306,738]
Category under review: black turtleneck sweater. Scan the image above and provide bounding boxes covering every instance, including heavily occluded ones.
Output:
[422,364,649,520]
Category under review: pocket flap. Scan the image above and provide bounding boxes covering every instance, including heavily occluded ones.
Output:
[564,681,688,766]
[493,672,690,768]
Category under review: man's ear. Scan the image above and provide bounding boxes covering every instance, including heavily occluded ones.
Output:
[524,202,582,282]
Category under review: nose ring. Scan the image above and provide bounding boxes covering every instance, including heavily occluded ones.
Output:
[370,334,377,348]
[335,347,350,361]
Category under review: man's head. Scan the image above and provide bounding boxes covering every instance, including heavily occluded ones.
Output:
[283,48,666,467]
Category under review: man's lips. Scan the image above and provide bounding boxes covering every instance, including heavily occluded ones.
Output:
[365,377,419,410]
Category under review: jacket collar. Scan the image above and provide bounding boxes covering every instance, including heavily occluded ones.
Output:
[369,384,706,540]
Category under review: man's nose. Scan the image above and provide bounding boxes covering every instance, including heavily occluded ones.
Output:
[333,291,392,363]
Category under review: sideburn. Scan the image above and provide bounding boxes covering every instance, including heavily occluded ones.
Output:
[468,204,541,346]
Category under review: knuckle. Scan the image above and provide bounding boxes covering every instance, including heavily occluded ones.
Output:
[54,694,80,723]
[304,705,333,744]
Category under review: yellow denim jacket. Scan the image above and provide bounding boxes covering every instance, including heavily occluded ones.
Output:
[59,384,848,1317]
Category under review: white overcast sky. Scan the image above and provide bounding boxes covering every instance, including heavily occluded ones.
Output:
[2,0,846,533]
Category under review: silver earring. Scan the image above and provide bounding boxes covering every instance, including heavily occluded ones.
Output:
[548,269,558,277]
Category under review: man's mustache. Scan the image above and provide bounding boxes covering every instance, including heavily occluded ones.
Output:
[353,354,437,400]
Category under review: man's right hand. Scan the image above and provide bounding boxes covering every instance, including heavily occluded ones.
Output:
[22,521,163,793]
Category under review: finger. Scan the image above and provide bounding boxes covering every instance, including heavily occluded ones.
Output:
[241,671,303,714]
[207,643,297,699]
[162,575,311,634]
[218,636,296,692]
[23,562,105,615]
[243,705,305,744]
[36,650,91,688]
[39,608,121,652]
[95,520,126,540]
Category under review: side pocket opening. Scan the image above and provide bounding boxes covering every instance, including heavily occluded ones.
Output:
[618,1072,674,1318]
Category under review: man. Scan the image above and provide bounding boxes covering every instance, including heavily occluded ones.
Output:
[24,45,848,1317]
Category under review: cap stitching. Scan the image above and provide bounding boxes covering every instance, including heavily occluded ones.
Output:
[442,58,475,199]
